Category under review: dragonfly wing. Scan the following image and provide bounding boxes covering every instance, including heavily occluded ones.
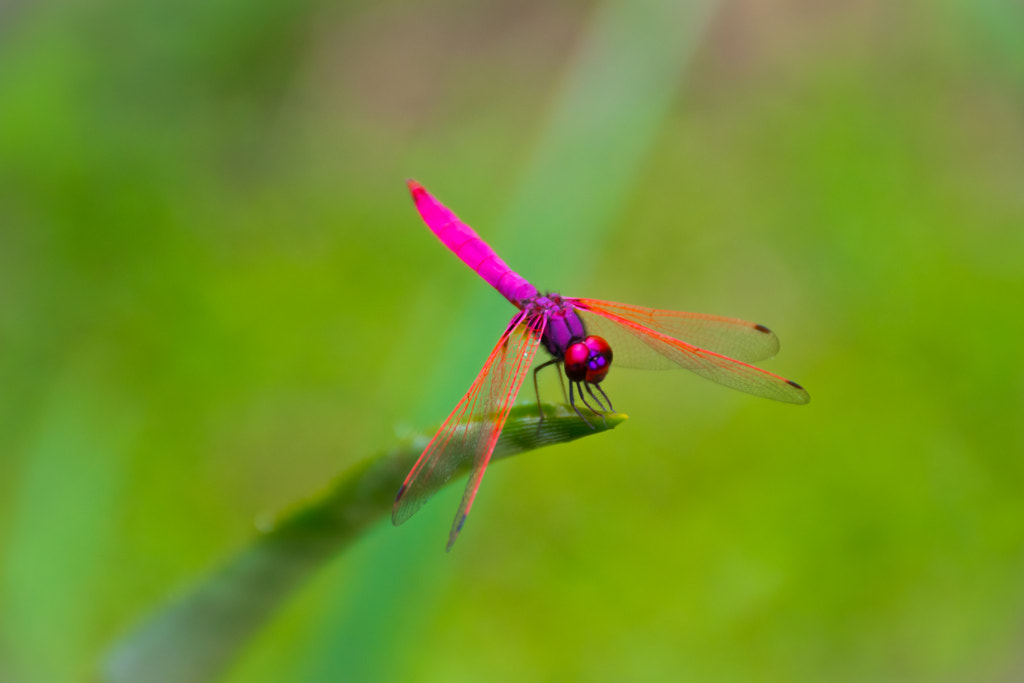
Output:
[571,298,781,363]
[392,311,546,550]
[572,300,809,405]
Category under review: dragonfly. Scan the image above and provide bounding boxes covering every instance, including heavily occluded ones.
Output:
[393,180,809,550]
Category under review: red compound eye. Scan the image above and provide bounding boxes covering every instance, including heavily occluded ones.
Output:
[563,335,613,384]
[564,343,590,382]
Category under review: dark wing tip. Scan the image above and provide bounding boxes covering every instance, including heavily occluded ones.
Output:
[754,323,772,333]
[445,514,468,553]
[391,485,407,526]
[785,379,811,405]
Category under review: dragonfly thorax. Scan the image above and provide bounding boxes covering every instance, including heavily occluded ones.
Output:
[524,293,585,356]
[522,293,614,384]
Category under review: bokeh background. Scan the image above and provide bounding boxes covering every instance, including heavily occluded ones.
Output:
[3,0,1024,681]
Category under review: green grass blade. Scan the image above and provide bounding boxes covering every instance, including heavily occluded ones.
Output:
[103,404,626,683]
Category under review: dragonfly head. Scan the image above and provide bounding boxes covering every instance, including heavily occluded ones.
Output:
[564,335,613,384]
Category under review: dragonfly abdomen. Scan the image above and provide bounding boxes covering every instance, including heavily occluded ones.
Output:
[409,179,537,306]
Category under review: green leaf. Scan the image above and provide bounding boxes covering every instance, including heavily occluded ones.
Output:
[104,404,626,683]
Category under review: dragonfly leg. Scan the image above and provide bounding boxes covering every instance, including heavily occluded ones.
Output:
[569,381,594,429]
[555,362,569,404]
[593,383,615,412]
[584,382,608,412]
[583,383,609,428]
[577,384,605,427]
[532,358,560,435]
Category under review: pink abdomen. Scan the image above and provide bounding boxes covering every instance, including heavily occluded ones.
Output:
[408,180,537,306]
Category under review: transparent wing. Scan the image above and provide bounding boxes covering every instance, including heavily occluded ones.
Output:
[392,312,546,550]
[571,299,809,405]
[571,298,780,363]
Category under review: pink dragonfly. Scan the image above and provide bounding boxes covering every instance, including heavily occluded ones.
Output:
[393,180,809,550]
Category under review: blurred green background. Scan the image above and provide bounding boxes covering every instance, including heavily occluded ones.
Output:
[3,0,1024,681]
